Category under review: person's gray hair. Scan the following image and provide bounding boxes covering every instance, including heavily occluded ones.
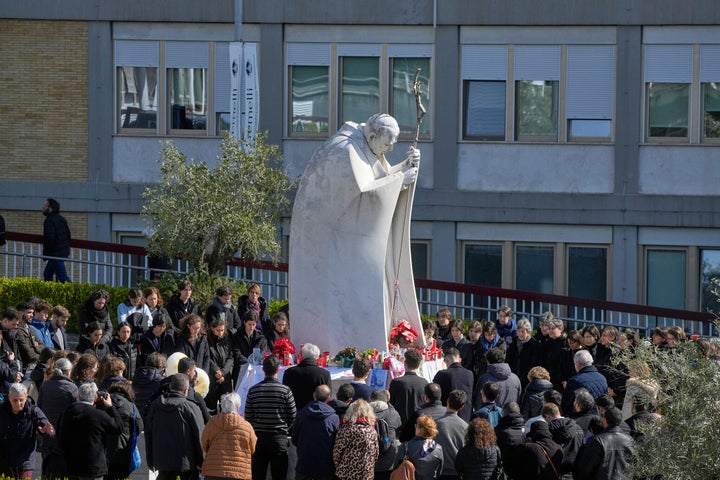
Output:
[220,392,242,413]
[516,317,532,332]
[574,349,594,367]
[574,388,595,413]
[170,373,190,393]
[549,317,564,330]
[8,382,27,396]
[54,358,73,376]
[344,399,375,424]
[78,382,99,402]
[539,311,554,326]
[301,343,320,361]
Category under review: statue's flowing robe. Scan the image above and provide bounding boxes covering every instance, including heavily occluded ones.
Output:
[289,122,423,353]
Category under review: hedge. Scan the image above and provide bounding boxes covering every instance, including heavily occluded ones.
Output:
[0,278,128,334]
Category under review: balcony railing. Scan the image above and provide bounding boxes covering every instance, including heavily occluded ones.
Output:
[2,232,716,336]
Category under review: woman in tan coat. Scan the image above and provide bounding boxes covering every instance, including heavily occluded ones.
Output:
[201,392,257,480]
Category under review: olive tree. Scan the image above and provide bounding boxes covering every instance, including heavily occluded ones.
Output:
[624,331,720,479]
[142,133,294,276]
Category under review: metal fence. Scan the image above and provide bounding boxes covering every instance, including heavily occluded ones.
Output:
[2,232,716,337]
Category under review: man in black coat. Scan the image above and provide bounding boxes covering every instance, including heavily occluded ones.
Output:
[205,284,241,333]
[282,343,330,411]
[0,383,54,480]
[166,279,201,331]
[146,374,205,480]
[59,382,123,479]
[42,198,71,283]
[574,407,634,479]
[494,402,527,480]
[38,358,77,479]
[388,348,429,424]
[432,348,474,422]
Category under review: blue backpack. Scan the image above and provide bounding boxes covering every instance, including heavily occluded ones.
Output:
[473,404,502,428]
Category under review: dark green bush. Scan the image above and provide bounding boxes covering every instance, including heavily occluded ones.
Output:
[0,278,128,333]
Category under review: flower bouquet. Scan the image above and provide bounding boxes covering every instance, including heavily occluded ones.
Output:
[334,346,359,368]
[389,319,419,348]
[273,337,296,366]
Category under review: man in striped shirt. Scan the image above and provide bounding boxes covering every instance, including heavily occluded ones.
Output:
[245,355,297,480]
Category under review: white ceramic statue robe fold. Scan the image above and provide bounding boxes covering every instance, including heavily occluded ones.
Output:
[289,114,424,354]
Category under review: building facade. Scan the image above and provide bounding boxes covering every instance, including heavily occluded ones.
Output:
[2,1,720,312]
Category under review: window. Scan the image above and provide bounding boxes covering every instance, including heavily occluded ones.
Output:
[214,42,231,136]
[340,57,380,125]
[465,244,502,287]
[290,65,330,134]
[702,83,720,139]
[287,43,431,138]
[464,243,503,320]
[115,40,159,133]
[566,45,615,142]
[463,81,506,140]
[462,43,613,143]
[700,249,720,314]
[514,45,560,142]
[646,82,689,138]
[515,80,559,140]
[116,40,233,137]
[390,57,431,137]
[462,44,508,141]
[515,245,554,293]
[118,67,158,130]
[644,44,693,141]
[168,68,207,131]
[568,120,611,139]
[568,246,607,300]
[411,242,430,279]
[646,249,686,309]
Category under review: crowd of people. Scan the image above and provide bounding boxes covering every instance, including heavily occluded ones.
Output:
[0,287,714,480]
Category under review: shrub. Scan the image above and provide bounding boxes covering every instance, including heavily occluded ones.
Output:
[0,278,127,333]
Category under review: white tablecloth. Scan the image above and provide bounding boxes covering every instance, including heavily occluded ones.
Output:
[235,359,444,414]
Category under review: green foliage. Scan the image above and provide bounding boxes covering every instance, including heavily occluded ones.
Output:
[138,270,246,314]
[141,133,296,276]
[622,339,720,479]
[268,298,288,318]
[0,278,127,333]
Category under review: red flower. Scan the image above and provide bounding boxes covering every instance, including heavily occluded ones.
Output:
[273,337,296,356]
[389,320,419,345]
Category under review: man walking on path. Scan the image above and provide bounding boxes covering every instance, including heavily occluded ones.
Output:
[42,198,71,282]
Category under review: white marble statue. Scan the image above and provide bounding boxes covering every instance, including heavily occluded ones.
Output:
[289,113,424,354]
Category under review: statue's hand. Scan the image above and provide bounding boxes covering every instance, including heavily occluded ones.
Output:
[402,167,419,185]
[405,146,420,167]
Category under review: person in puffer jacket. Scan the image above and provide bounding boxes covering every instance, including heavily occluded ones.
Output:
[132,352,166,420]
[369,388,402,479]
[202,392,256,480]
[473,347,522,411]
[404,415,443,480]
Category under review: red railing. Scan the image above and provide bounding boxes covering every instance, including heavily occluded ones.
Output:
[2,231,716,336]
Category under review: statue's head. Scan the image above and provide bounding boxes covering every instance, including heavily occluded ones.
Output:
[364,113,400,157]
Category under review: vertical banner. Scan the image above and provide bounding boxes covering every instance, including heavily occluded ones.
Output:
[229,42,259,142]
